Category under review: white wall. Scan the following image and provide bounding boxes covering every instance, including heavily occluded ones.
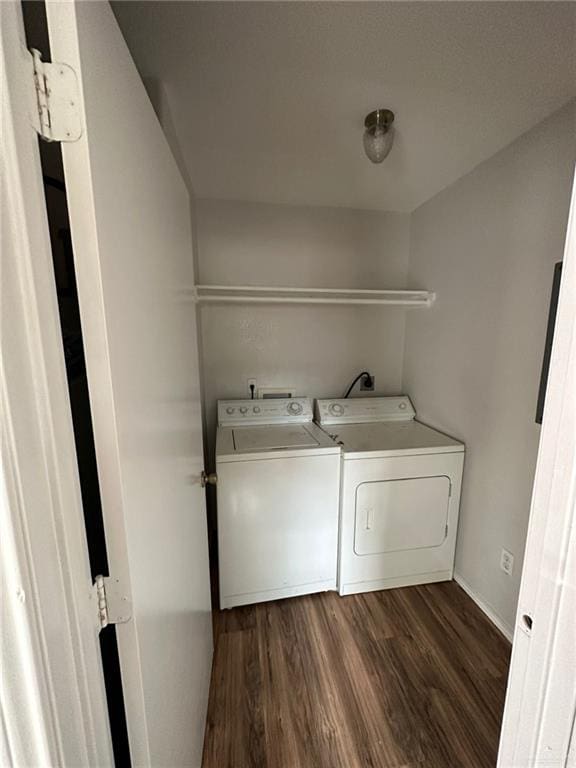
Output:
[196,199,410,458]
[403,101,576,633]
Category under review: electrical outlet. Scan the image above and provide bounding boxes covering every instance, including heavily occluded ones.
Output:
[247,378,257,397]
[500,548,514,576]
[360,374,375,392]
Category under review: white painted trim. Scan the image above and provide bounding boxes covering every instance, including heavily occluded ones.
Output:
[454,573,514,643]
[1,3,112,764]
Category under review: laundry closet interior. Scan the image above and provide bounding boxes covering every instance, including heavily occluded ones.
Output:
[16,1,575,766]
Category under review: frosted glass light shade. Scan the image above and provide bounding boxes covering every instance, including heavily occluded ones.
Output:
[363,109,395,164]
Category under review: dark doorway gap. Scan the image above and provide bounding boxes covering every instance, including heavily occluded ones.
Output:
[22,3,132,766]
[536,261,563,424]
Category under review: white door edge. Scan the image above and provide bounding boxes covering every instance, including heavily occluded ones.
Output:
[498,165,576,766]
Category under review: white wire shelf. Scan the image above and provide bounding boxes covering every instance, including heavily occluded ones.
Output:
[193,285,435,307]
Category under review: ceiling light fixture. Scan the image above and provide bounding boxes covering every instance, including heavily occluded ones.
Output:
[363,109,395,164]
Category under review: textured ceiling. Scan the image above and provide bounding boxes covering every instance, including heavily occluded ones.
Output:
[113,2,576,212]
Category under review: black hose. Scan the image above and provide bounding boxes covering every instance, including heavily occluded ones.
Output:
[344,371,373,398]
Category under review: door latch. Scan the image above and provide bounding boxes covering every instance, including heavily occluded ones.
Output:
[201,471,217,488]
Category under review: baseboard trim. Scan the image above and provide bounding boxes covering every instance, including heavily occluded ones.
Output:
[454,572,514,643]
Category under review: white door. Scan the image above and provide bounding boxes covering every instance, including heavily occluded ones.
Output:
[46,1,211,765]
[497,172,576,767]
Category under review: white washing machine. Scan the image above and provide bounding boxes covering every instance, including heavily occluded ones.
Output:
[216,397,341,609]
[315,396,465,596]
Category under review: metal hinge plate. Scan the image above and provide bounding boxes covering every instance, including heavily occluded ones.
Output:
[29,48,81,142]
[93,575,132,631]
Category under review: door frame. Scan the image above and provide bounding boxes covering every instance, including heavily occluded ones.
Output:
[497,168,576,766]
[1,2,113,764]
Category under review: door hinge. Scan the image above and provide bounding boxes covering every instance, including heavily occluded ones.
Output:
[93,575,132,631]
[28,48,82,142]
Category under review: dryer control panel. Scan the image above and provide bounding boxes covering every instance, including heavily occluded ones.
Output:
[315,396,416,425]
[218,397,313,427]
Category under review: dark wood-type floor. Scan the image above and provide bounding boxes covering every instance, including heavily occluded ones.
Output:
[202,581,511,768]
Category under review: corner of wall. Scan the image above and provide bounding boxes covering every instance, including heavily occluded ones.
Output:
[399,102,576,635]
[454,573,514,643]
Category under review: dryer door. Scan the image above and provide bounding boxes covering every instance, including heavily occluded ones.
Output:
[354,476,450,555]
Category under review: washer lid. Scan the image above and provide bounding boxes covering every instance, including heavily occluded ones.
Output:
[233,425,320,452]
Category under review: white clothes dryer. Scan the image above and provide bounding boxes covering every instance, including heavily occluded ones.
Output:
[315,396,465,596]
[216,398,340,608]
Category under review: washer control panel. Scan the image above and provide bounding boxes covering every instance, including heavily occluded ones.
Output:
[218,397,313,426]
[315,396,416,425]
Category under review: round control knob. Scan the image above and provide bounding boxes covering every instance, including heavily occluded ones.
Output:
[226,407,235,414]
[239,406,248,414]
[287,401,303,415]
[399,402,407,410]
[329,403,344,417]
[253,406,261,413]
